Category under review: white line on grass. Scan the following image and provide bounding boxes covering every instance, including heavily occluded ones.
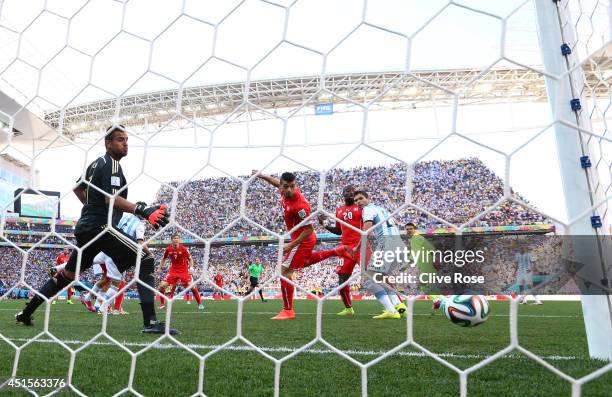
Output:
[0,308,582,318]
[4,337,581,361]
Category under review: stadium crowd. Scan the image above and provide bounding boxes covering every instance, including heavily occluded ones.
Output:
[0,159,552,298]
[153,158,547,240]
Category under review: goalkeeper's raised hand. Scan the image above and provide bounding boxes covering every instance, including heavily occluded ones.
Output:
[134,202,169,229]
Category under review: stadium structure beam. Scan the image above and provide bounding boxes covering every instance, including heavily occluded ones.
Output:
[43,65,611,137]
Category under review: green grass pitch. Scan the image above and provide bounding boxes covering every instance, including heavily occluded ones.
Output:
[0,299,609,396]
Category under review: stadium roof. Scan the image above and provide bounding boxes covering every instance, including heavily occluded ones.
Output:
[42,63,612,138]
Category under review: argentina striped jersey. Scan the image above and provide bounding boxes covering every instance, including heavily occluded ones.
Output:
[361,203,400,238]
[117,213,145,240]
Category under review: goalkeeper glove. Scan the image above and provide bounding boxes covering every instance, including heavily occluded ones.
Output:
[134,202,169,229]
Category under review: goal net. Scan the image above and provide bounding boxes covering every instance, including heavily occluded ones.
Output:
[0,0,610,396]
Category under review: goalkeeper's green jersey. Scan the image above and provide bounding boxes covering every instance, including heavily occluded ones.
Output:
[248,263,263,278]
[410,234,437,274]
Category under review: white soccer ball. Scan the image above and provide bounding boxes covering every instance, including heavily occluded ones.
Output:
[441,295,490,327]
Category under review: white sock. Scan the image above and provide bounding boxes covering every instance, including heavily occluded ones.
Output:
[100,286,118,311]
[86,285,101,302]
[388,293,401,306]
[377,293,397,313]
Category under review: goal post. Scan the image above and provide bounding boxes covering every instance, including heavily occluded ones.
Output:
[535,0,612,361]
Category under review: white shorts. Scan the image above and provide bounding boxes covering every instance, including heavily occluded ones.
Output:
[92,252,123,281]
[517,270,533,286]
[54,263,66,272]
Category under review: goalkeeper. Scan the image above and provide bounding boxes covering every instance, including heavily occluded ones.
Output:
[405,222,443,308]
[16,125,178,335]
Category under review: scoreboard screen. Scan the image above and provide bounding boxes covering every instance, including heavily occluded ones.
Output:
[14,189,60,219]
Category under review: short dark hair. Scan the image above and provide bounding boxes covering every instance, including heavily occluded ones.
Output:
[171,233,180,239]
[280,172,296,183]
[353,189,369,198]
[405,222,417,229]
[105,124,126,141]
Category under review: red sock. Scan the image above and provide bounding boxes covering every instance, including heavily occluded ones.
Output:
[307,249,337,266]
[168,286,176,299]
[159,288,167,305]
[280,279,294,310]
[67,288,73,300]
[114,280,126,310]
[192,288,202,305]
[339,284,352,308]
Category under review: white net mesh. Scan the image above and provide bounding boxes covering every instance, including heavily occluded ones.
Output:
[0,0,610,396]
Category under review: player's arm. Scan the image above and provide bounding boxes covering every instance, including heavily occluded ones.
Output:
[361,206,375,231]
[252,169,280,188]
[284,224,314,252]
[94,160,168,228]
[73,186,86,203]
[158,249,169,273]
[318,215,341,235]
[187,250,195,273]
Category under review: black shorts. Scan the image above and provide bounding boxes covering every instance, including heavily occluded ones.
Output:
[249,276,259,288]
[65,225,154,274]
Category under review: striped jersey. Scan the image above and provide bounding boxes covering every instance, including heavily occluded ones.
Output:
[117,213,145,240]
[361,203,399,238]
[515,251,534,272]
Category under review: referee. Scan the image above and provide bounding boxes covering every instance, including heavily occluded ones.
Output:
[16,125,178,334]
[246,262,266,302]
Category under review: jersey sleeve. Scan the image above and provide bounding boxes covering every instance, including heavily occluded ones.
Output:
[182,246,191,258]
[75,159,99,190]
[296,199,313,224]
[163,247,170,259]
[55,256,62,265]
[135,223,145,240]
[362,205,377,223]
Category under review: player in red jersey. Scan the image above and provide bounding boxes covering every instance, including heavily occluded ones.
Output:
[318,185,363,316]
[254,171,343,320]
[53,247,74,304]
[213,273,224,299]
[157,234,204,310]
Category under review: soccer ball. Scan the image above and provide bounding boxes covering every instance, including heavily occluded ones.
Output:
[440,295,490,327]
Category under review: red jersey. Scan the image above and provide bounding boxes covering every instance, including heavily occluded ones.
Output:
[214,274,223,285]
[335,204,362,245]
[163,244,190,274]
[280,187,316,243]
[56,253,70,265]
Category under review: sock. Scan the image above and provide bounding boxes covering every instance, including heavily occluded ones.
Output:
[22,273,71,317]
[388,293,401,306]
[168,286,176,299]
[192,288,202,305]
[339,285,352,308]
[100,286,118,312]
[86,284,102,302]
[138,281,157,326]
[158,288,167,305]
[280,279,294,310]
[375,291,397,313]
[259,289,265,301]
[94,296,103,310]
[140,302,156,326]
[114,281,126,310]
[307,250,337,266]
[67,288,73,300]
